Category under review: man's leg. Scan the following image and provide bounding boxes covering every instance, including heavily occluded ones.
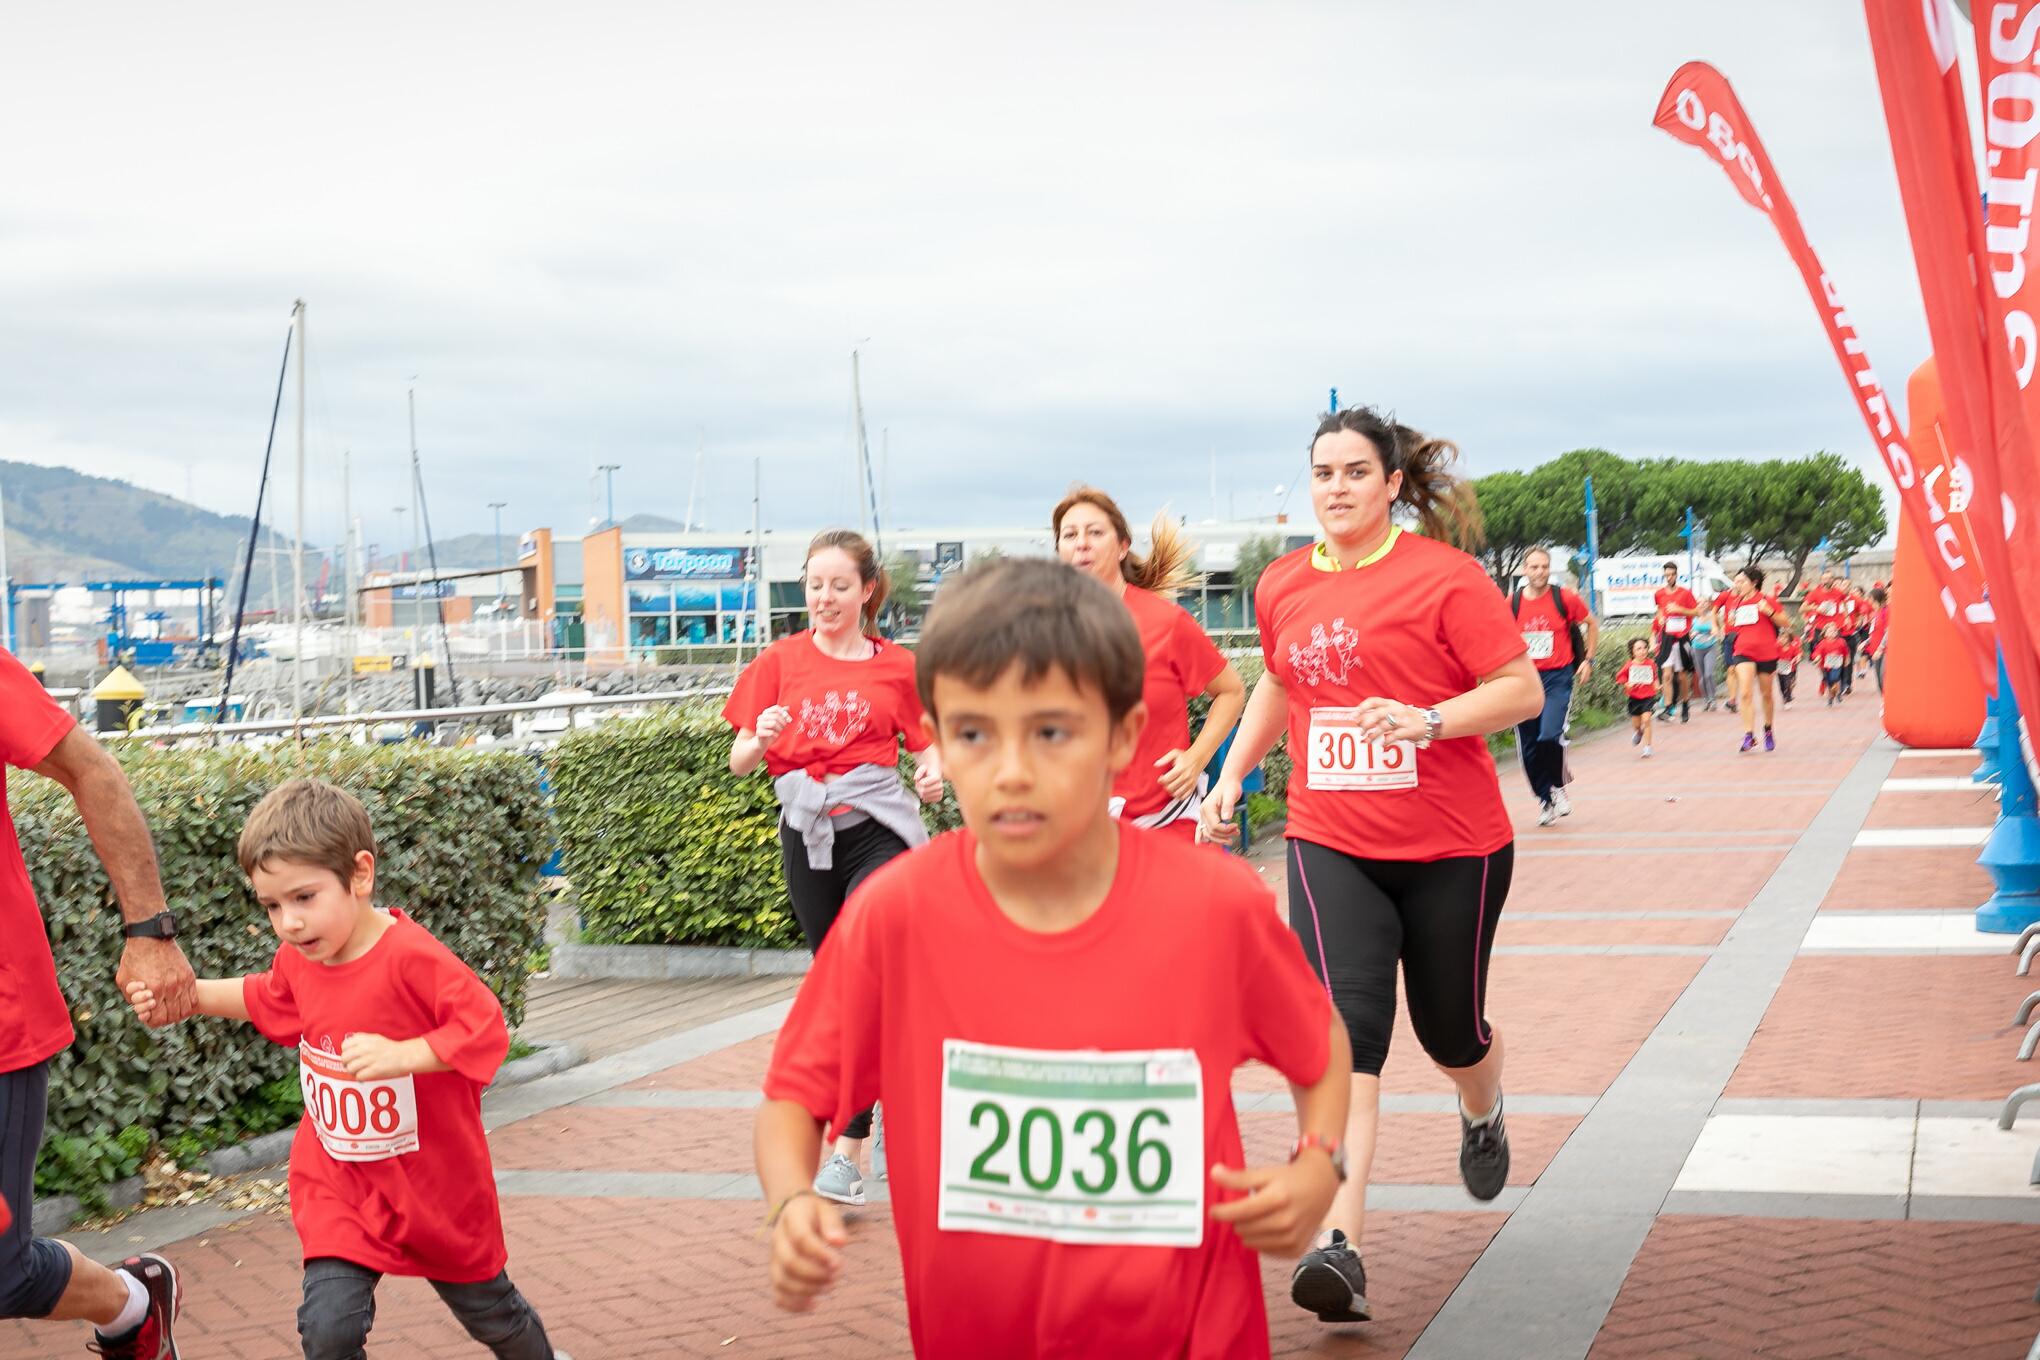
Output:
[0,1061,130,1328]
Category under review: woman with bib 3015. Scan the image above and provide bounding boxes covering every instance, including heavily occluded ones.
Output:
[1053,486,1246,842]
[724,529,943,1208]
[1200,407,1542,1325]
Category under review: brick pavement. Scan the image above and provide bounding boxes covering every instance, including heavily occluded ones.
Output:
[7,694,2035,1358]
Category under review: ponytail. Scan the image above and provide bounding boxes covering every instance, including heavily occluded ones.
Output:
[1051,485,1204,600]
[805,529,888,636]
[1309,407,1486,550]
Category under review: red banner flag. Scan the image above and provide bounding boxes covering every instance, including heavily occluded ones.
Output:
[1863,0,2040,727]
[1652,61,2000,687]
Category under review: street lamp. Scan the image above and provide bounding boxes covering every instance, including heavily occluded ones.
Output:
[597,464,621,529]
[488,500,509,616]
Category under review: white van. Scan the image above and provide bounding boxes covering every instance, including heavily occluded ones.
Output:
[1581,554,1733,618]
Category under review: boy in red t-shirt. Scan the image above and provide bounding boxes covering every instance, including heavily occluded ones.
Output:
[1814,624,1850,704]
[758,558,1350,1359]
[1622,638,1658,758]
[125,780,561,1360]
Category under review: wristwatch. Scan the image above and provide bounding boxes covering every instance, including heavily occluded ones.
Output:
[1415,707,1444,749]
[1289,1133,1348,1182]
[121,911,178,941]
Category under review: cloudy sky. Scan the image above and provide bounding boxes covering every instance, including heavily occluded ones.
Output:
[0,3,1968,552]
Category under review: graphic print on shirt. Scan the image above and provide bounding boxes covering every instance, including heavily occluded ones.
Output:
[1286,618,1361,688]
[799,689,873,747]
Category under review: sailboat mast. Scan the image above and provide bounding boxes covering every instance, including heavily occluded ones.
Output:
[343,449,357,711]
[851,349,870,539]
[292,300,307,718]
[408,386,424,662]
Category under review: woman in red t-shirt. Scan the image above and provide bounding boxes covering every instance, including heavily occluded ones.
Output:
[1725,565,1783,752]
[723,529,943,1207]
[1053,486,1245,842]
[1199,406,1543,1324]
[1866,585,1891,694]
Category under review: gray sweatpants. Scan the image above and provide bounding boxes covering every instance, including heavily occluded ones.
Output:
[299,1256,553,1360]
[0,1061,75,1319]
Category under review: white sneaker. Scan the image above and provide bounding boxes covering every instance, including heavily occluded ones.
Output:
[1537,800,1558,827]
[813,1153,867,1206]
[1642,746,1652,758]
[1551,788,1572,817]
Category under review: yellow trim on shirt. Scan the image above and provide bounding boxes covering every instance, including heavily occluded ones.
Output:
[1311,526,1402,573]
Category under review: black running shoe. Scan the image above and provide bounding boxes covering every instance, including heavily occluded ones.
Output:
[1290,1229,1370,1322]
[1459,1097,1510,1202]
[88,1253,179,1359]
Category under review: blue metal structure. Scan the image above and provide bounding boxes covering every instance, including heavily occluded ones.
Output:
[85,578,223,666]
[3,581,65,654]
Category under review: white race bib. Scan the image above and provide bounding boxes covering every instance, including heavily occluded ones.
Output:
[1665,615,1689,636]
[1820,600,1839,615]
[299,1043,420,1163]
[1733,603,1760,627]
[938,1040,1204,1248]
[1781,659,1798,674]
[1523,629,1555,661]
[1305,707,1418,791]
[1626,663,1654,687]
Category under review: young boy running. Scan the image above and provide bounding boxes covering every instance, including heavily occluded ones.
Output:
[1814,624,1850,705]
[757,558,1351,1359]
[1623,638,1658,758]
[124,779,562,1360]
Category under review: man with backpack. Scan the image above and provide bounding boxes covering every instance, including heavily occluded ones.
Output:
[1510,547,1598,827]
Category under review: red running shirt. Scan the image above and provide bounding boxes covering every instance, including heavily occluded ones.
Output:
[764,825,1332,1360]
[1655,585,1698,636]
[722,632,931,779]
[0,651,78,1074]
[1804,586,1843,621]
[1623,659,1660,700]
[1512,587,1589,671]
[1256,531,1525,863]
[1726,594,1781,661]
[1780,638,1803,672]
[243,911,513,1282]
[1117,586,1228,819]
[1813,638,1850,669]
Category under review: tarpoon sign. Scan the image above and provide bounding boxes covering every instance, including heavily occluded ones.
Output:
[624,547,753,581]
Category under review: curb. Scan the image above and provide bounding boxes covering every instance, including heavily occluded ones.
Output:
[33,1040,590,1234]
[551,941,812,979]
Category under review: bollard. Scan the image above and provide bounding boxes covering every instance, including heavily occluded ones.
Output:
[90,665,145,734]
[26,661,45,689]
[1976,708,2004,785]
[1978,650,2040,933]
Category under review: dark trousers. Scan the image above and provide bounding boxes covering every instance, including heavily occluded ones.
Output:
[1515,667,1573,805]
[778,818,913,1140]
[1778,669,1797,704]
[298,1257,553,1360]
[0,1062,73,1320]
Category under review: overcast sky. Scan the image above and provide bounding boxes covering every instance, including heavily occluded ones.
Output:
[0,3,1965,553]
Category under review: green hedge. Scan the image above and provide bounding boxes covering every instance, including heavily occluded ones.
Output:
[12,742,550,1197]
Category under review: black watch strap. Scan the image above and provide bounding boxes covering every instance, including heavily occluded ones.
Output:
[121,911,177,941]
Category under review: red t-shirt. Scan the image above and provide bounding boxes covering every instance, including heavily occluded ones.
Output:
[1623,658,1660,700]
[0,652,78,1074]
[1257,532,1524,863]
[764,826,1332,1360]
[1780,639,1803,672]
[1654,585,1698,636]
[1117,587,1228,820]
[1511,586,1589,672]
[1726,594,1781,661]
[243,911,512,1282]
[722,632,930,779]
[1813,638,1850,669]
[1804,586,1843,623]
[1867,606,1891,653]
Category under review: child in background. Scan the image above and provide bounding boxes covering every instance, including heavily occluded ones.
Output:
[1777,629,1801,706]
[124,779,563,1360]
[1814,624,1850,705]
[1623,638,1658,757]
[756,558,1350,1359]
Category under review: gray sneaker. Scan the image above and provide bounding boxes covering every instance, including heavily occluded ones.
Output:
[813,1153,866,1206]
[1551,787,1572,817]
[1459,1095,1510,1202]
[1291,1229,1370,1322]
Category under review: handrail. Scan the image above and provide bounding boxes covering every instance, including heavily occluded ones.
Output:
[98,685,735,744]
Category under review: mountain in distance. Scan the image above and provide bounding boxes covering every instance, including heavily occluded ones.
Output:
[0,458,300,603]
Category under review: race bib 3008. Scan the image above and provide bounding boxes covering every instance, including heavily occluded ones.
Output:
[938,1040,1204,1248]
[299,1043,420,1163]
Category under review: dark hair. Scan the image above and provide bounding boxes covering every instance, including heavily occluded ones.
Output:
[805,529,889,636]
[1664,561,1680,572]
[1871,586,1888,605]
[1051,485,1200,599]
[1739,564,1766,589]
[915,558,1144,721]
[1629,637,1650,654]
[1309,407,1484,548]
[238,778,377,885]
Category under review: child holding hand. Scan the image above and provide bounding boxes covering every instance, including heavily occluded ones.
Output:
[125,778,563,1360]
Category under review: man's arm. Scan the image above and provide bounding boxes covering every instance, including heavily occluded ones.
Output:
[30,728,197,1023]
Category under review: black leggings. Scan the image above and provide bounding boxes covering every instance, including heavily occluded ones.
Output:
[1286,839,1513,1077]
[779,817,913,1141]
[0,1061,72,1320]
